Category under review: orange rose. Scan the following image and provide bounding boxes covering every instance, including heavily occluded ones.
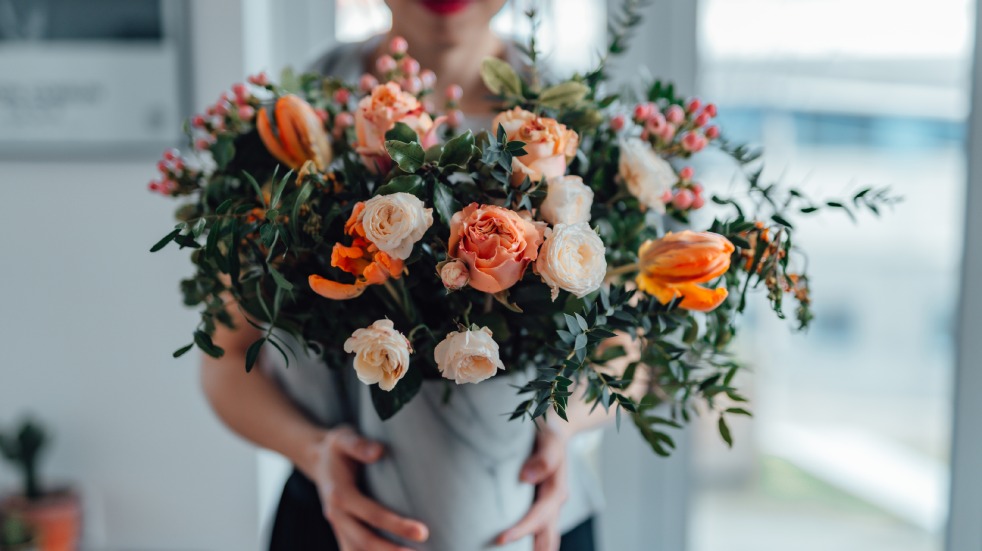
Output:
[448,203,546,294]
[635,230,735,312]
[355,82,437,172]
[257,95,331,170]
[309,202,405,300]
[491,107,579,186]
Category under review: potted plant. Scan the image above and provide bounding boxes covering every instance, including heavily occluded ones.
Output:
[0,420,80,551]
[0,513,37,551]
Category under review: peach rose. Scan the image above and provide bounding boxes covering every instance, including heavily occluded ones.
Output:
[434,326,504,384]
[355,82,437,172]
[448,203,546,293]
[343,319,412,391]
[357,192,433,260]
[491,107,579,186]
[535,223,607,301]
[438,259,470,291]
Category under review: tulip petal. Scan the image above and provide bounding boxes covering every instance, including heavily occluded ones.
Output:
[309,274,368,300]
[673,283,729,312]
[258,107,300,169]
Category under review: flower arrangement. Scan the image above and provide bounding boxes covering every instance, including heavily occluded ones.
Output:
[149,8,894,455]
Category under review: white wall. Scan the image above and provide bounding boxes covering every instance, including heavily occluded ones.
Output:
[0,1,263,549]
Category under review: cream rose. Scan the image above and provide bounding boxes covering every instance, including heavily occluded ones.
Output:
[535,223,607,300]
[356,192,433,260]
[438,259,470,291]
[492,107,579,186]
[343,319,412,391]
[618,138,676,213]
[433,326,505,384]
[539,175,594,226]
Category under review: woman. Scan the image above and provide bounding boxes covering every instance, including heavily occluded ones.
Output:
[200,1,607,549]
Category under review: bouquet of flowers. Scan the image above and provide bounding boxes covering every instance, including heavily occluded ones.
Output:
[149,10,893,456]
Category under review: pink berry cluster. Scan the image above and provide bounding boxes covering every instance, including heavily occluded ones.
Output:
[148,148,200,196]
[634,99,720,156]
[188,73,269,151]
[661,165,706,214]
[355,36,464,128]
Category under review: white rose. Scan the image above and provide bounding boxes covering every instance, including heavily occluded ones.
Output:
[343,319,412,391]
[359,192,434,260]
[539,175,594,226]
[536,223,607,301]
[433,327,505,384]
[618,138,675,213]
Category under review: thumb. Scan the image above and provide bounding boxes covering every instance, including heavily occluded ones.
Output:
[331,426,385,464]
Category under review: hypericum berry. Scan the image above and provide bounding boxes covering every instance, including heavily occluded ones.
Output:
[704,103,718,117]
[314,108,329,124]
[660,123,677,142]
[447,109,465,128]
[157,160,169,173]
[195,138,212,150]
[679,166,694,181]
[681,131,707,153]
[335,111,355,129]
[359,74,380,93]
[419,69,437,89]
[686,98,702,114]
[660,190,674,204]
[389,36,409,55]
[238,105,256,120]
[446,84,463,102]
[692,192,706,210]
[691,182,704,194]
[705,125,720,140]
[633,102,656,122]
[248,72,269,86]
[673,189,694,210]
[610,115,626,132]
[646,112,667,134]
[232,83,249,104]
[376,55,397,74]
[163,149,178,161]
[400,57,420,76]
[666,105,685,125]
[694,112,711,127]
[333,88,351,104]
[191,115,206,128]
[404,76,423,94]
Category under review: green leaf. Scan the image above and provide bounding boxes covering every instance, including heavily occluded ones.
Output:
[439,131,475,168]
[384,140,426,173]
[291,181,314,237]
[150,228,181,253]
[574,333,588,350]
[538,81,590,109]
[211,134,235,171]
[172,343,194,358]
[385,122,419,144]
[269,267,295,291]
[433,180,459,226]
[245,338,265,373]
[376,175,424,196]
[242,171,266,206]
[370,366,423,420]
[270,170,293,209]
[726,407,753,417]
[480,57,523,97]
[771,214,794,228]
[718,416,733,447]
[193,330,225,358]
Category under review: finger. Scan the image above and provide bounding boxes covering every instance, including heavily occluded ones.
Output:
[347,492,429,543]
[334,514,415,551]
[497,476,567,545]
[534,528,561,551]
[521,432,563,484]
[331,426,385,463]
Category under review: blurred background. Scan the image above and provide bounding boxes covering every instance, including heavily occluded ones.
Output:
[0,0,979,549]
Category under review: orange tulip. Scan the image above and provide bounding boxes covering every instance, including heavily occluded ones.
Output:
[308,203,405,300]
[636,230,735,312]
[257,95,332,170]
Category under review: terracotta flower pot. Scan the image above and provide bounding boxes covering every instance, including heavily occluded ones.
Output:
[1,489,81,551]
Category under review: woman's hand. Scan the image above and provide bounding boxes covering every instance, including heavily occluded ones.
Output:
[307,425,430,551]
[496,423,570,551]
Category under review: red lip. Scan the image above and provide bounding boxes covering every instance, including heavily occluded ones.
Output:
[419,0,471,15]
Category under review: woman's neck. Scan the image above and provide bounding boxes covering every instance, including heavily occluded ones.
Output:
[369,29,506,115]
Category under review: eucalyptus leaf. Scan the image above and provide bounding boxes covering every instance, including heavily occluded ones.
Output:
[538,81,589,109]
[480,57,522,97]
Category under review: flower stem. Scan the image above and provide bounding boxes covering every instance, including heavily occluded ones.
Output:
[605,262,639,279]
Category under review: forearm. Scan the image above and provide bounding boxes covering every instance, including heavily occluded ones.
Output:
[200,353,327,478]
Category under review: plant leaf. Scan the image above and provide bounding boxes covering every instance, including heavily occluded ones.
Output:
[480,57,523,97]
[384,140,425,173]
[538,81,590,109]
[376,175,424,196]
